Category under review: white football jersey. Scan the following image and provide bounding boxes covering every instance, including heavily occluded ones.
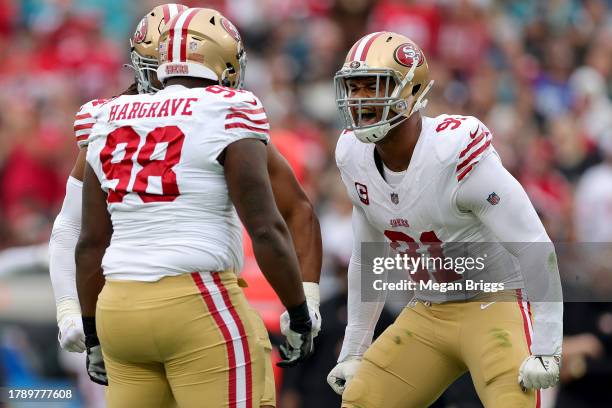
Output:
[86,84,269,281]
[336,114,523,302]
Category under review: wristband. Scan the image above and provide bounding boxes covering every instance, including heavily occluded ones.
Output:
[82,316,100,347]
[287,301,311,334]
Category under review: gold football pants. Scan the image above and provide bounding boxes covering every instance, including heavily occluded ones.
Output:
[96,271,265,408]
[342,290,540,408]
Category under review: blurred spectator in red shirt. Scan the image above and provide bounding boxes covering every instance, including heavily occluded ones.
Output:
[520,138,573,240]
[0,101,65,246]
[437,0,490,78]
[368,0,440,55]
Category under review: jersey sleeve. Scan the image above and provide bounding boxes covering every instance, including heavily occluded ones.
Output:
[335,131,365,207]
[453,116,495,182]
[222,92,270,144]
[203,90,270,160]
[73,99,107,148]
[335,130,356,168]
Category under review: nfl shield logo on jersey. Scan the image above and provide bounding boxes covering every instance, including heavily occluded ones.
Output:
[391,192,399,205]
[487,192,500,205]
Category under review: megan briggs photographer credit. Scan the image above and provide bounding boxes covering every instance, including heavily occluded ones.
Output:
[373,279,506,293]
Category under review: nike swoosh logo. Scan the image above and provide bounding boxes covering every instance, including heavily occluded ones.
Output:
[245,99,258,106]
[470,125,480,139]
[480,301,496,310]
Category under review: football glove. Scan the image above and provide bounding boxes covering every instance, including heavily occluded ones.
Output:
[280,282,321,338]
[277,301,314,367]
[58,314,86,353]
[518,355,561,390]
[327,357,361,395]
[82,317,108,386]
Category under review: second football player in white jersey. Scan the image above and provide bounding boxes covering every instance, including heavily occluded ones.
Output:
[327,32,563,408]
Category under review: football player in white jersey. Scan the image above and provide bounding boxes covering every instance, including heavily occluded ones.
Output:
[50,5,321,407]
[75,8,316,408]
[326,32,563,408]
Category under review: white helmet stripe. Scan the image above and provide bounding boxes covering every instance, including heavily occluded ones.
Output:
[171,8,197,62]
[168,3,179,16]
[354,31,382,61]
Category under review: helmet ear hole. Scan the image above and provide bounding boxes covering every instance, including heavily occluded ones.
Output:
[411,84,421,96]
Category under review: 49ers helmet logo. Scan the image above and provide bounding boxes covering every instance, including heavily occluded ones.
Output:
[133,16,148,44]
[221,17,241,42]
[394,43,424,68]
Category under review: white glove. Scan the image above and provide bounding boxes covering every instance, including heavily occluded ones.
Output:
[280,282,321,338]
[518,355,561,390]
[58,315,86,353]
[327,357,361,395]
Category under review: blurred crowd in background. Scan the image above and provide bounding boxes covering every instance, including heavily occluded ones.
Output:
[0,0,611,407]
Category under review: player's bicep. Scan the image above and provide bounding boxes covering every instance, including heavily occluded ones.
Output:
[80,164,112,246]
[69,147,88,181]
[455,153,548,246]
[215,94,270,163]
[223,138,280,234]
[267,144,309,217]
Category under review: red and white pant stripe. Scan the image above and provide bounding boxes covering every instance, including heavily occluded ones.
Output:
[192,272,253,408]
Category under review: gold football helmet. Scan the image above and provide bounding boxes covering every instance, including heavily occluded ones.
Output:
[157,8,246,89]
[334,32,434,143]
[130,4,188,94]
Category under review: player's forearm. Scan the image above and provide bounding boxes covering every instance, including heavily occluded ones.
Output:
[76,165,112,318]
[284,200,322,283]
[267,144,322,283]
[225,139,306,309]
[339,254,386,362]
[514,239,563,356]
[250,220,306,309]
[49,177,83,317]
[75,239,106,317]
[49,217,80,302]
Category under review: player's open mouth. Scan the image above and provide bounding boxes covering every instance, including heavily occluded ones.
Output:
[357,109,377,125]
